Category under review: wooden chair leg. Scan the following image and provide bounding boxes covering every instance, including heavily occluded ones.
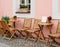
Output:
[3,34,7,38]
[29,32,39,42]
[34,37,38,42]
[3,33,15,40]
[48,35,56,43]
[9,33,15,40]
[17,30,29,40]
[25,32,29,40]
[34,32,38,42]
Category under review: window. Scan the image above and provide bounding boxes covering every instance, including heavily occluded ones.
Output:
[16,0,31,13]
[52,0,60,19]
[12,0,34,18]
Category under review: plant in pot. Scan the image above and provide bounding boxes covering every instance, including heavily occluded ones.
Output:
[1,16,10,23]
[20,5,28,8]
[47,16,52,23]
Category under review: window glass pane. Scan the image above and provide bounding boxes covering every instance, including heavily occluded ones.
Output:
[22,0,25,4]
[20,0,25,4]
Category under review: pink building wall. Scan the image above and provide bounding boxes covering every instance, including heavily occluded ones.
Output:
[0,0,60,42]
[58,0,60,13]
[0,0,12,18]
[35,0,52,18]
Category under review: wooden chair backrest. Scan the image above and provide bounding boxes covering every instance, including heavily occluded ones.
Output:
[0,21,13,34]
[0,21,5,35]
[57,20,60,33]
[0,21,10,31]
[33,19,41,29]
[0,21,3,29]
[23,18,32,28]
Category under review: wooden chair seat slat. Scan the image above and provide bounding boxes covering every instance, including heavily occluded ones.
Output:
[49,33,60,38]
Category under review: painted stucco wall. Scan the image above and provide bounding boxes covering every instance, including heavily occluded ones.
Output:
[0,0,12,18]
[35,0,52,18]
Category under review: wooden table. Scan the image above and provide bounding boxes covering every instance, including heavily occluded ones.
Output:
[38,22,53,40]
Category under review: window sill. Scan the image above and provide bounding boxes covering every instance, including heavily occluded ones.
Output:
[16,11,30,14]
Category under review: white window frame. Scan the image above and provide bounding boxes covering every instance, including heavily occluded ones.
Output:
[12,0,35,18]
[52,0,60,19]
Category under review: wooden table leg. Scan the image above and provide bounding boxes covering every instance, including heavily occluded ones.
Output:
[46,25,53,43]
[47,25,52,34]
[40,25,45,40]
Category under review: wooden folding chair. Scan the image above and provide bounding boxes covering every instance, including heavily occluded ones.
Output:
[48,20,60,44]
[0,20,16,40]
[26,19,41,41]
[16,18,32,38]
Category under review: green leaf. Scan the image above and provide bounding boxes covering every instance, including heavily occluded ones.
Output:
[1,16,10,23]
